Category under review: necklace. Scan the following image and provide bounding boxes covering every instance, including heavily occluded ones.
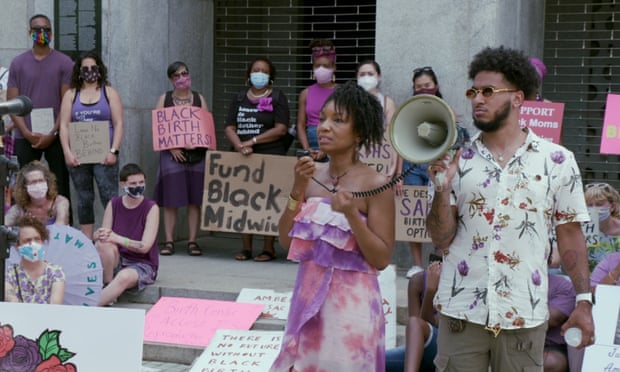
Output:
[328,163,360,187]
[172,94,192,106]
[248,88,271,99]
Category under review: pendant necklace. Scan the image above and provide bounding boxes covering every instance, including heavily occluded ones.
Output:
[329,163,360,187]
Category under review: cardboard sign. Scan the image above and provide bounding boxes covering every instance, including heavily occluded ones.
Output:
[152,106,216,151]
[582,285,620,370]
[144,297,264,347]
[190,330,283,372]
[68,120,109,164]
[600,94,620,154]
[30,107,54,134]
[201,151,296,235]
[378,264,397,348]
[359,131,399,177]
[396,186,432,242]
[519,101,565,144]
[236,288,292,320]
[0,302,144,371]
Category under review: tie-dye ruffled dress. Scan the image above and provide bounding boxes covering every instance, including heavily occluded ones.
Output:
[270,197,385,372]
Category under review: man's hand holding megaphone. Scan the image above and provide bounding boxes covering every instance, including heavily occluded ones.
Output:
[428,148,462,193]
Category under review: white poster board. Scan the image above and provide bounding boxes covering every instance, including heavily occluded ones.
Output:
[379,264,397,349]
[30,107,54,134]
[0,302,144,372]
[190,330,283,372]
[236,288,292,320]
[582,285,620,369]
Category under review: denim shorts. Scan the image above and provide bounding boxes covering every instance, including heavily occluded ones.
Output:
[402,161,429,186]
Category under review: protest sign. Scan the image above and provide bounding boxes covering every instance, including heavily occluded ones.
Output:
[68,120,109,164]
[0,302,144,371]
[519,101,565,144]
[396,185,431,242]
[379,264,397,348]
[144,297,264,347]
[152,106,216,151]
[582,285,620,370]
[30,107,54,134]
[359,131,399,177]
[201,151,297,236]
[236,288,292,320]
[190,330,283,372]
[600,94,620,154]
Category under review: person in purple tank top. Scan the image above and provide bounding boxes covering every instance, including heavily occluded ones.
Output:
[296,39,338,162]
[94,163,159,306]
[59,51,124,240]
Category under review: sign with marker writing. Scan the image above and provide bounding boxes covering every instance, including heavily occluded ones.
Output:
[581,285,620,370]
[236,288,292,320]
[190,330,283,372]
[396,186,432,242]
[69,120,109,164]
[519,101,565,144]
[152,106,216,151]
[359,131,398,177]
[600,94,620,154]
[30,107,54,134]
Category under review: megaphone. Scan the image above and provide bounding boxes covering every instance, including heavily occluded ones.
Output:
[0,96,33,117]
[389,94,457,164]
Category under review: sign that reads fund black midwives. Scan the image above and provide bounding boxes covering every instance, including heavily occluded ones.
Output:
[152,106,217,151]
[201,151,296,235]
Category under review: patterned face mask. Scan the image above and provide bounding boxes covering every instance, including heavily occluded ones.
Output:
[18,241,46,262]
[80,66,101,84]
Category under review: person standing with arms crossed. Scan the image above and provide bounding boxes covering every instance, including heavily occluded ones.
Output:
[7,14,72,203]
[427,46,594,371]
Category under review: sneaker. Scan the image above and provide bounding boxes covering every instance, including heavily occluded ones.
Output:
[406,265,424,279]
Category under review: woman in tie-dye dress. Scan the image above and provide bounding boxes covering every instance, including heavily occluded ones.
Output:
[271,81,395,372]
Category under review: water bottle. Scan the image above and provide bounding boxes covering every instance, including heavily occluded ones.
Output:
[564,327,582,347]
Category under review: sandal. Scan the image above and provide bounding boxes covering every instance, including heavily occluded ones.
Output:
[188,241,202,256]
[160,241,175,256]
[254,250,276,262]
[234,249,252,261]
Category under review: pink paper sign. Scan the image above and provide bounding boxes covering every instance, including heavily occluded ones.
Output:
[144,297,264,347]
[600,94,620,154]
[519,101,565,144]
[152,106,217,151]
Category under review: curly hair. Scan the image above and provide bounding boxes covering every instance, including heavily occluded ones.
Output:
[17,215,49,242]
[585,183,620,218]
[70,50,109,89]
[322,80,384,152]
[245,56,276,83]
[13,161,58,208]
[468,46,539,100]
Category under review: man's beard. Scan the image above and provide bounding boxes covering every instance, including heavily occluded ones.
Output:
[473,100,511,133]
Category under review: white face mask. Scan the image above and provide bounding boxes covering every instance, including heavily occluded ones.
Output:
[26,182,48,199]
[357,75,378,92]
[596,206,611,221]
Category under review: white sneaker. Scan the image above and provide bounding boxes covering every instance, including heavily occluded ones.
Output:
[406,265,424,279]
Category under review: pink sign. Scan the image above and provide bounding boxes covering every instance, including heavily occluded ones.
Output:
[600,94,620,154]
[152,106,217,151]
[519,101,565,144]
[144,297,264,347]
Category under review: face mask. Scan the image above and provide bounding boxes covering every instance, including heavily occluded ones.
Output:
[26,182,48,199]
[414,87,439,96]
[357,76,378,92]
[173,76,191,90]
[250,72,270,89]
[124,185,145,199]
[18,241,45,262]
[314,67,334,84]
[80,69,101,84]
[596,207,611,221]
[31,30,51,46]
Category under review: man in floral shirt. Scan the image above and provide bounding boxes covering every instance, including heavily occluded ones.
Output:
[426,46,594,371]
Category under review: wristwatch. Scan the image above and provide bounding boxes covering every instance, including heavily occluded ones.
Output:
[110,148,119,155]
[575,292,593,305]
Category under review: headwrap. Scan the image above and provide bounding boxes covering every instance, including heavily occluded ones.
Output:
[311,47,336,64]
[529,57,547,82]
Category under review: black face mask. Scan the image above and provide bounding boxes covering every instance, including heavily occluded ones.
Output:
[124,185,145,198]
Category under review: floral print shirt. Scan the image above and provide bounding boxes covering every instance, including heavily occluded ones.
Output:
[434,129,589,330]
[6,263,65,304]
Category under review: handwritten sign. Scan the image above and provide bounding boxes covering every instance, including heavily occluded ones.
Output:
[201,151,296,235]
[396,186,431,242]
[68,120,109,164]
[519,101,565,144]
[378,264,397,348]
[30,107,54,134]
[359,131,399,177]
[581,285,620,370]
[152,106,216,151]
[144,297,264,347]
[600,94,620,154]
[0,302,144,371]
[236,288,292,320]
[190,330,283,372]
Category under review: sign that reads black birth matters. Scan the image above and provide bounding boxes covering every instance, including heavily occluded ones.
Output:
[55,0,102,60]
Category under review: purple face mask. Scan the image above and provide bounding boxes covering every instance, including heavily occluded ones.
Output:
[414,87,439,96]
[173,76,191,90]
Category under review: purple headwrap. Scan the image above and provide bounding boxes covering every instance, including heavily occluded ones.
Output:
[311,46,336,64]
[529,57,547,82]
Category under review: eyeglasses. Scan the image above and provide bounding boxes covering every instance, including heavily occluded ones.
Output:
[585,183,614,192]
[465,86,518,99]
[31,26,51,33]
[312,45,334,53]
[413,66,433,75]
[80,65,99,73]
[172,70,189,79]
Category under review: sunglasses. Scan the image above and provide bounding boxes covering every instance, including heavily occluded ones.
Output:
[31,26,51,33]
[80,65,99,73]
[585,183,614,192]
[172,70,189,79]
[465,86,517,99]
[413,66,433,75]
